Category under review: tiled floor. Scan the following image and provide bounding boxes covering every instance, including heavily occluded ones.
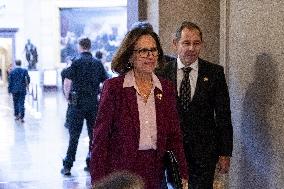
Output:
[0,85,92,189]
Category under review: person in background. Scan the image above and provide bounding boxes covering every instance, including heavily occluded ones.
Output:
[94,50,110,78]
[8,60,30,123]
[95,50,103,62]
[90,28,188,189]
[60,38,108,176]
[93,171,144,189]
[156,21,233,189]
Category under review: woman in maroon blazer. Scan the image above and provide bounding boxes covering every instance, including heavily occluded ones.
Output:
[90,28,188,189]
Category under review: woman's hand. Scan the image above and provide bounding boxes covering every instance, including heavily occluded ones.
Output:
[182,178,188,189]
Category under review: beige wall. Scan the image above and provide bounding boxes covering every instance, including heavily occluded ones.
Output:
[0,38,12,84]
[0,0,57,69]
[223,0,284,188]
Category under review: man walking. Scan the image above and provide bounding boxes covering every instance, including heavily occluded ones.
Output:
[156,21,233,189]
[61,38,108,175]
[8,60,30,123]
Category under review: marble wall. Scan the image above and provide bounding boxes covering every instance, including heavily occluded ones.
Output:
[226,0,284,188]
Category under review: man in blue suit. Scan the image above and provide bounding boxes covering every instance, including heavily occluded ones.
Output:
[8,60,30,122]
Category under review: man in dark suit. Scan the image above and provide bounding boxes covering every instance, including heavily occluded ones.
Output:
[8,60,30,123]
[60,38,108,176]
[156,21,233,189]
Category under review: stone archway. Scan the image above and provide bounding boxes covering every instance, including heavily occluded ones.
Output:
[0,47,9,85]
[0,28,18,85]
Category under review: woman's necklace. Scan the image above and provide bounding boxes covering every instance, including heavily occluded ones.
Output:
[134,71,153,102]
[140,89,151,99]
[136,80,153,102]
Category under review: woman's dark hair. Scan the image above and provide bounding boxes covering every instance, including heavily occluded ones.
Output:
[111,28,164,75]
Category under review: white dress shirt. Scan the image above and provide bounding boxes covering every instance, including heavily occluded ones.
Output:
[177,57,198,100]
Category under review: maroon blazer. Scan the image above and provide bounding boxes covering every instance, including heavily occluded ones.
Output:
[90,74,188,185]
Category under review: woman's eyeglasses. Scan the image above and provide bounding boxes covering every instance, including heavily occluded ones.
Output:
[133,48,159,58]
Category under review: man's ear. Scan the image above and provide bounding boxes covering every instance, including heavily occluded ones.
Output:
[172,38,178,51]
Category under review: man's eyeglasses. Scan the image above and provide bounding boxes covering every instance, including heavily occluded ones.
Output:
[133,48,159,58]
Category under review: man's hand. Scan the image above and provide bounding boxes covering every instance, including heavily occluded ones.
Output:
[217,156,230,174]
[63,78,72,101]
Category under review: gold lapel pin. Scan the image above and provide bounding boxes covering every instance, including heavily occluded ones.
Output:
[204,77,209,81]
[156,93,162,100]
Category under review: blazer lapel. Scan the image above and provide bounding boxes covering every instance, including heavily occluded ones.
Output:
[169,60,178,87]
[154,87,164,150]
[192,59,208,102]
[166,60,178,100]
[154,87,164,122]
[123,87,140,136]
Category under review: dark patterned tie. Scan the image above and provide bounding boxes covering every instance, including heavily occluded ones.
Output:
[180,67,192,112]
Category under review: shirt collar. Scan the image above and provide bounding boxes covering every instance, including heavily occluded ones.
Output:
[177,56,198,71]
[123,70,163,91]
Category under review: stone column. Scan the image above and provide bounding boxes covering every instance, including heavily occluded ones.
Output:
[127,0,147,30]
[221,0,284,188]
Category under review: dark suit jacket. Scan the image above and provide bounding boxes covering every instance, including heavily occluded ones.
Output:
[90,74,188,183]
[156,58,233,158]
[8,67,30,95]
[65,52,108,110]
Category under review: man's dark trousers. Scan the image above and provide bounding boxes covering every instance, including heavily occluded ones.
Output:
[187,155,218,189]
[12,92,26,119]
[63,104,97,169]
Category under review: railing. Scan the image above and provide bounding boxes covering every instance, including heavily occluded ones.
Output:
[27,82,41,119]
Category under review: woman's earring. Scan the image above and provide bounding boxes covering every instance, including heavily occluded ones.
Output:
[127,62,133,69]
